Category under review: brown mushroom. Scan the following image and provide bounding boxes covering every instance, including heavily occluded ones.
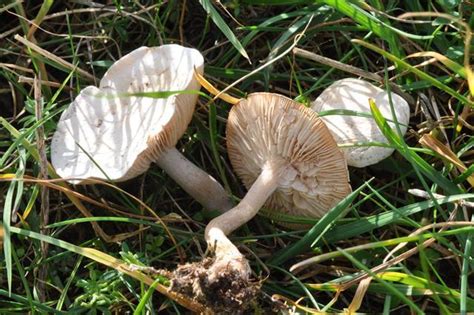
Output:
[171,91,351,312]
[206,92,351,278]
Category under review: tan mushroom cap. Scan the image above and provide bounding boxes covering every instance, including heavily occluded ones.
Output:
[51,45,204,182]
[227,92,351,219]
[311,78,410,167]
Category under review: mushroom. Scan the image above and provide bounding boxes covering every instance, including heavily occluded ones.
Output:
[51,45,232,212]
[311,78,410,167]
[174,92,351,308]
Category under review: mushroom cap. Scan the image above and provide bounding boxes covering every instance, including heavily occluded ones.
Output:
[227,92,351,219]
[51,45,204,183]
[311,78,410,168]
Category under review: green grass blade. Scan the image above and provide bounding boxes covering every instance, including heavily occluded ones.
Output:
[125,90,206,99]
[6,225,208,313]
[418,243,451,313]
[293,226,474,268]
[56,256,83,311]
[270,264,320,309]
[460,215,474,313]
[378,271,474,309]
[199,0,250,62]
[269,179,372,265]
[266,14,312,62]
[0,289,66,314]
[240,0,312,4]
[325,193,474,242]
[355,39,473,107]
[219,6,316,63]
[27,0,54,38]
[338,249,425,314]
[318,0,402,57]
[133,278,162,315]
[369,98,461,194]
[455,164,474,185]
[2,160,25,295]
[411,52,467,78]
[208,102,230,192]
[11,246,35,311]
[2,181,12,295]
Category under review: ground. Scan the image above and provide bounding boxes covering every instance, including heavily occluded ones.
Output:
[0,1,473,314]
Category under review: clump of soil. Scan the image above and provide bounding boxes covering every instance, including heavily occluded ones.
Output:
[169,257,259,313]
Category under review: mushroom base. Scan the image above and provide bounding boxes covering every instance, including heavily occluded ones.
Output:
[169,257,259,313]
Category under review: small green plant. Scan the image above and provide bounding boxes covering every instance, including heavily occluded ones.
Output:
[74,268,125,311]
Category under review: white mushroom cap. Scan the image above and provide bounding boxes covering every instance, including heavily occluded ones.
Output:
[227,92,351,219]
[51,45,204,182]
[311,78,410,168]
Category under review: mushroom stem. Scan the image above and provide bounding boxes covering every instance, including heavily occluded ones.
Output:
[155,147,233,212]
[205,162,280,261]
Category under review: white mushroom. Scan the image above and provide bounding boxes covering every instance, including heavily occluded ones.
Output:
[204,92,351,284]
[311,78,410,167]
[51,45,232,211]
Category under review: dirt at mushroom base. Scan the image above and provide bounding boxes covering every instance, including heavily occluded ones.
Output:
[169,257,260,313]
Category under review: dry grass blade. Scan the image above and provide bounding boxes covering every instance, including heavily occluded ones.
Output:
[0,0,23,14]
[292,47,415,105]
[215,17,313,101]
[34,75,49,302]
[18,76,71,89]
[348,277,372,313]
[5,225,209,313]
[291,221,474,273]
[2,2,473,312]
[14,34,96,82]
[194,70,240,104]
[406,51,466,78]
[12,1,51,97]
[382,219,467,264]
[34,76,49,233]
[0,63,34,74]
[0,174,134,242]
[408,189,474,208]
[345,219,470,311]
[398,12,473,96]
[0,173,184,260]
[271,294,325,314]
[419,134,474,187]
[0,116,145,243]
[340,221,474,291]
[79,247,209,313]
[26,0,52,39]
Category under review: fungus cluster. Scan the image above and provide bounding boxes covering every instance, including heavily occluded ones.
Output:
[51,44,410,312]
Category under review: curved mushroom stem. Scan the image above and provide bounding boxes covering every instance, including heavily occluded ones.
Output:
[156,147,233,212]
[204,161,281,279]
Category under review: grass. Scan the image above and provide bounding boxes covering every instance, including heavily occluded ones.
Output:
[0,0,473,313]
